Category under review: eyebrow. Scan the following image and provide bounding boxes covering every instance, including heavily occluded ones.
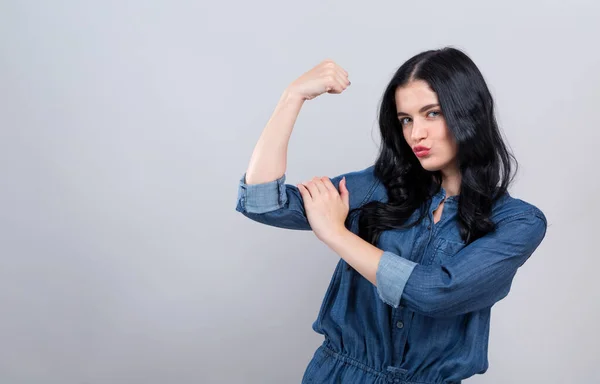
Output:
[397,103,440,117]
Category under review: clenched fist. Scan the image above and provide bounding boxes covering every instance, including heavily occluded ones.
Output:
[286,59,351,101]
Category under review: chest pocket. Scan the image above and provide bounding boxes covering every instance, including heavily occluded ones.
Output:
[427,237,466,265]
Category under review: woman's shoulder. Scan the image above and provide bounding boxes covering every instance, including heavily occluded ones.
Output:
[338,164,380,191]
[343,164,377,180]
[331,164,380,207]
[491,193,547,226]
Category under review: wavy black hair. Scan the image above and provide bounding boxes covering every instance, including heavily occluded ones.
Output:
[348,47,516,247]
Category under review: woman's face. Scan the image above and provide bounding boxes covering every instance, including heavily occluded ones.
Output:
[395,80,458,173]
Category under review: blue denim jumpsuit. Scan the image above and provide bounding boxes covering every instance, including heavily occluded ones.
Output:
[235,165,547,384]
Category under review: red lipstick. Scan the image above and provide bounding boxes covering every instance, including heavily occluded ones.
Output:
[413,146,430,158]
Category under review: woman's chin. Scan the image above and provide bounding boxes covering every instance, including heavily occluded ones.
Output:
[417,158,442,172]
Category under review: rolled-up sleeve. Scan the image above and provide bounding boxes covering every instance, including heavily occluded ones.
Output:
[235,165,379,231]
[375,208,547,317]
[237,173,289,214]
[376,252,418,307]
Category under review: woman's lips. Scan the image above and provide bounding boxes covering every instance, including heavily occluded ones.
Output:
[413,146,431,158]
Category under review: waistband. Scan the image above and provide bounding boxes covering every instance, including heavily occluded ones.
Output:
[320,339,461,384]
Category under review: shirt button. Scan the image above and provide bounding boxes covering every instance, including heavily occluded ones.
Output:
[427,225,431,230]
[396,321,404,329]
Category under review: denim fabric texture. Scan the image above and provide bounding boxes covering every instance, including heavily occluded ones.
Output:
[235,165,547,384]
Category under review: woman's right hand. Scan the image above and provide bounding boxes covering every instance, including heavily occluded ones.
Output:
[286,59,351,101]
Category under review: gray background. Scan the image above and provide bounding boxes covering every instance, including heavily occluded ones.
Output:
[1,1,598,383]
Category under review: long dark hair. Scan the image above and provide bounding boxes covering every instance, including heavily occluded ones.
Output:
[347,47,517,247]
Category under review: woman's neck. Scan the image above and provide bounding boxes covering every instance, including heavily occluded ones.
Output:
[441,166,461,197]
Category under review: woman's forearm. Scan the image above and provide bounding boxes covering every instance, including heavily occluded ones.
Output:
[244,59,350,184]
[244,89,305,185]
[323,228,384,286]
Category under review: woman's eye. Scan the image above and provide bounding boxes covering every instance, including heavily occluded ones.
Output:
[428,110,441,117]
[400,117,411,125]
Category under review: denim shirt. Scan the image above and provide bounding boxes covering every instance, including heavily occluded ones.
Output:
[235,165,547,384]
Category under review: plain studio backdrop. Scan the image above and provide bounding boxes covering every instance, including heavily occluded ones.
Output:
[1,1,598,383]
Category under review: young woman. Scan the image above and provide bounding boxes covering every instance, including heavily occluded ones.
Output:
[235,47,547,384]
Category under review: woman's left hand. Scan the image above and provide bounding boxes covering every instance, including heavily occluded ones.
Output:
[297,176,350,242]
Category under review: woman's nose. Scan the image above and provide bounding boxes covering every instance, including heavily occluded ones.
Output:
[411,120,427,141]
